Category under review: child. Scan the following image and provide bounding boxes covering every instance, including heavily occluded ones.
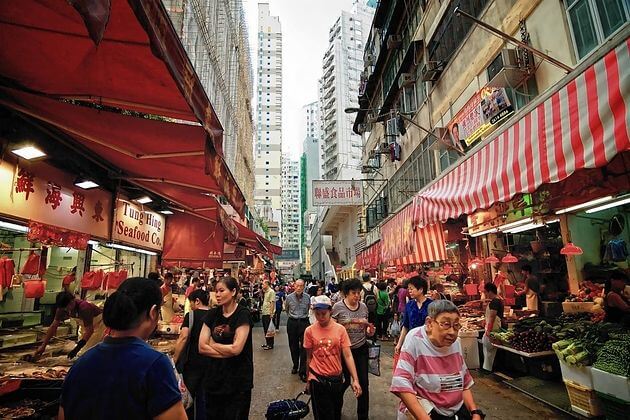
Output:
[388,312,401,343]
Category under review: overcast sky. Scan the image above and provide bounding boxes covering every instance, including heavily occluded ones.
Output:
[244,0,361,160]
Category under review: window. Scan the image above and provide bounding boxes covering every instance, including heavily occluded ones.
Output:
[505,76,538,111]
[565,0,629,59]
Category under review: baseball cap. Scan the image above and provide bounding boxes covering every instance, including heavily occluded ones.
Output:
[311,295,332,310]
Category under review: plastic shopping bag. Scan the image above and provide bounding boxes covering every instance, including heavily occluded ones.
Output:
[168,355,193,409]
[266,321,276,338]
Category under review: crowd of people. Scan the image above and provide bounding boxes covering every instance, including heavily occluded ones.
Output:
[52,268,628,420]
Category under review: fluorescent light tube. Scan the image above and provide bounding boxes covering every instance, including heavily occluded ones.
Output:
[0,221,29,233]
[105,243,157,256]
[498,217,533,232]
[585,196,630,214]
[74,180,99,190]
[555,196,614,214]
[135,196,152,204]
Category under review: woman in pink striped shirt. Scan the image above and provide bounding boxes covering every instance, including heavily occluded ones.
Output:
[390,301,484,420]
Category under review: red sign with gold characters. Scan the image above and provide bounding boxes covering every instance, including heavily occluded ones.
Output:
[1,160,111,239]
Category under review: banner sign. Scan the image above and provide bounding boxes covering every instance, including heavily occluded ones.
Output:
[380,202,415,263]
[1,160,111,238]
[312,180,362,206]
[112,198,165,251]
[467,194,532,235]
[445,87,514,152]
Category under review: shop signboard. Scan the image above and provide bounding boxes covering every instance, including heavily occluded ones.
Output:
[112,198,165,251]
[445,87,514,151]
[0,160,111,238]
[365,225,380,247]
[467,194,532,234]
[312,180,362,206]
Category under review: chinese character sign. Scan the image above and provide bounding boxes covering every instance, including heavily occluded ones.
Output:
[312,180,362,206]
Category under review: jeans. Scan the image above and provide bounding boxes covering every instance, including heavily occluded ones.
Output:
[310,378,344,420]
[342,343,369,420]
[262,314,274,348]
[206,390,251,420]
[287,318,309,375]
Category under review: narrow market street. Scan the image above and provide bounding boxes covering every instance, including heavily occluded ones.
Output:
[249,318,573,420]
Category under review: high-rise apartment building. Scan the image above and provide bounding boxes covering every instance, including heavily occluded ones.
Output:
[163,0,255,207]
[300,101,321,270]
[320,2,373,181]
[254,3,283,232]
[281,155,300,254]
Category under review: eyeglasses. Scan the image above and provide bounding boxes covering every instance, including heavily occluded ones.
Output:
[435,321,462,331]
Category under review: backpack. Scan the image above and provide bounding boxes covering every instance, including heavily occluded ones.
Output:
[363,285,378,314]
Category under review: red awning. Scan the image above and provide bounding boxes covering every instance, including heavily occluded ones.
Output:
[414,38,630,227]
[381,198,446,265]
[0,87,245,217]
[0,0,223,151]
[0,0,246,216]
[162,212,224,268]
[232,222,282,257]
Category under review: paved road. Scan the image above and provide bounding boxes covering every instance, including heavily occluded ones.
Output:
[249,318,574,419]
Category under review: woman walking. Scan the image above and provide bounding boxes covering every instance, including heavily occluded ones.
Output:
[375,281,391,340]
[306,295,362,420]
[199,277,253,420]
[395,276,432,355]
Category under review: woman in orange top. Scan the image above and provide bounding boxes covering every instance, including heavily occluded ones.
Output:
[304,295,361,420]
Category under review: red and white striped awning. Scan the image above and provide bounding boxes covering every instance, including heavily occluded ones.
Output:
[415,38,630,227]
[381,198,446,265]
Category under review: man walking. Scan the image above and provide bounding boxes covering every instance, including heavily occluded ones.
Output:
[285,279,310,381]
[261,280,276,350]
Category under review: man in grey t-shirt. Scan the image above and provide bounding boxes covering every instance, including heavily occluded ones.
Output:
[331,278,374,420]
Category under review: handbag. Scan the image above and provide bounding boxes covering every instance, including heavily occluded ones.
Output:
[175,310,194,373]
[168,355,193,409]
[367,343,381,376]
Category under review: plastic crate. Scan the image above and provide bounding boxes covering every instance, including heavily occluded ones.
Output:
[559,360,593,388]
[596,392,630,420]
[591,368,630,402]
[564,380,603,417]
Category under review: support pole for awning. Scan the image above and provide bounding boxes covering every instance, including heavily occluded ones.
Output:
[136,151,204,159]
[454,7,573,73]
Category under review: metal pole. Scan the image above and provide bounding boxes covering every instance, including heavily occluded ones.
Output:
[454,7,573,74]
[397,114,465,156]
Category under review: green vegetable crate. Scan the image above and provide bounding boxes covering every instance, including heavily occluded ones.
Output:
[596,392,630,420]
[564,380,603,417]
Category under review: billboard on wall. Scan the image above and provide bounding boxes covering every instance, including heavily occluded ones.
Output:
[312,180,363,206]
[445,87,514,152]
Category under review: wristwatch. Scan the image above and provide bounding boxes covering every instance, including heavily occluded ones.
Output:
[471,409,486,419]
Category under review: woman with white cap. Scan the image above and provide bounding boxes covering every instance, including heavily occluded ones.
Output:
[304,295,362,420]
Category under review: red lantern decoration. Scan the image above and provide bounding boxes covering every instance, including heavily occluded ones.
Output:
[560,242,583,255]
[501,253,518,263]
[484,254,500,264]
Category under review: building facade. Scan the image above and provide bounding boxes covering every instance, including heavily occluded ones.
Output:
[354,0,628,266]
[315,1,375,281]
[281,155,301,253]
[162,0,255,208]
[254,3,283,232]
[300,101,322,272]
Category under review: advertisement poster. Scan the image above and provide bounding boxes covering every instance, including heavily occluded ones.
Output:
[446,87,514,151]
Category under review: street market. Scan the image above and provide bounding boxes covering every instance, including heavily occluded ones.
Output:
[0,0,629,419]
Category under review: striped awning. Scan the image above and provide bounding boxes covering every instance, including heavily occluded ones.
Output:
[415,37,630,227]
[381,198,447,265]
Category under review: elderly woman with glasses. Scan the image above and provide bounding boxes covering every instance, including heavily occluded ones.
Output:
[390,300,485,420]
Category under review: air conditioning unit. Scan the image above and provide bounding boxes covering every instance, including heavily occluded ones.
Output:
[357,122,372,134]
[486,49,530,88]
[361,164,376,174]
[422,61,444,82]
[387,35,402,49]
[398,72,415,88]
[365,53,376,66]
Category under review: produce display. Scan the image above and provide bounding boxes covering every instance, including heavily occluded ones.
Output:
[3,368,67,380]
[564,281,604,302]
[592,333,630,377]
[552,323,622,366]
[507,317,556,353]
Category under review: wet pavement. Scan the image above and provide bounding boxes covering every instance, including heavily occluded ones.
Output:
[249,316,574,419]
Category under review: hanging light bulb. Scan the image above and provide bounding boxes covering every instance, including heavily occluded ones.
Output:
[484,254,500,264]
[502,253,518,263]
[560,242,583,255]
